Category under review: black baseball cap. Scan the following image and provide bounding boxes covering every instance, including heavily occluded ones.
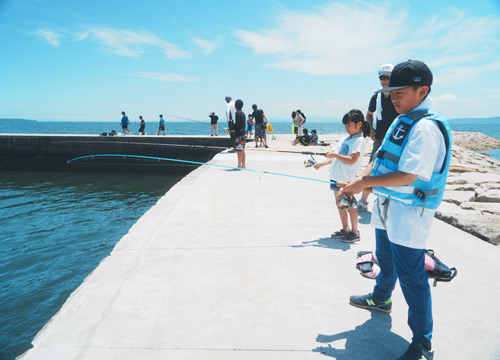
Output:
[375,59,433,93]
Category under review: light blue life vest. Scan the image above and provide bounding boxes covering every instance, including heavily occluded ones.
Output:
[371,109,452,210]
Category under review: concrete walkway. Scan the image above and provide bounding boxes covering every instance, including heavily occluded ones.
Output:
[19,135,500,360]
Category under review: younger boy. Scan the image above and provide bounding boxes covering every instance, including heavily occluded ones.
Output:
[343,60,452,360]
[309,129,318,145]
[232,99,246,168]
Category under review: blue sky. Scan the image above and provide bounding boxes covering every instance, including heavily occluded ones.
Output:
[1,0,499,122]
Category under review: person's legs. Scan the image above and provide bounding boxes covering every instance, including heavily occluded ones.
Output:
[348,207,358,234]
[240,150,246,168]
[373,229,398,301]
[334,190,350,232]
[237,151,243,168]
[391,243,432,348]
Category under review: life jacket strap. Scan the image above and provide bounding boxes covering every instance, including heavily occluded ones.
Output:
[377,150,400,164]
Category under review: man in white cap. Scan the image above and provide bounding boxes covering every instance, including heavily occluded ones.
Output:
[358,64,399,211]
[225,96,236,149]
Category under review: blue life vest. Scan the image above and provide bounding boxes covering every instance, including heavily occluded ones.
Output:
[371,109,452,210]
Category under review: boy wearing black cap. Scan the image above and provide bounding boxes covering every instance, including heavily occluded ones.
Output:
[343,60,452,360]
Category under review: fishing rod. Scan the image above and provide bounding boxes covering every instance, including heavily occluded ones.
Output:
[166,114,229,132]
[53,140,329,156]
[67,154,348,187]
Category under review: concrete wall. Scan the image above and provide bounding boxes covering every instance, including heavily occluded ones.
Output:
[0,135,232,173]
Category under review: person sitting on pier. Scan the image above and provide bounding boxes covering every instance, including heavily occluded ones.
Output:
[292,128,311,146]
[310,129,318,145]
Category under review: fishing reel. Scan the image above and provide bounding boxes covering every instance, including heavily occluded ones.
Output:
[337,194,358,211]
[304,155,317,168]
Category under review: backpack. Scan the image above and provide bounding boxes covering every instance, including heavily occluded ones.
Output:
[356,249,457,287]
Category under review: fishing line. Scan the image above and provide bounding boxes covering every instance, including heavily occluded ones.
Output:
[166,114,229,132]
[54,140,328,156]
[67,154,345,186]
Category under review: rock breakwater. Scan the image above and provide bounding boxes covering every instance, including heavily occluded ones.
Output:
[436,132,500,245]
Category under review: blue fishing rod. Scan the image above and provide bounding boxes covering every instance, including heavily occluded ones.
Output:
[67,154,349,187]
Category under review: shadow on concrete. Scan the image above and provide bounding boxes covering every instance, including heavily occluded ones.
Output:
[291,237,352,252]
[312,312,408,359]
[358,211,372,224]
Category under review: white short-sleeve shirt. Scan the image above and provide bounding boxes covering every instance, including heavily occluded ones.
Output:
[328,134,366,182]
[370,100,447,249]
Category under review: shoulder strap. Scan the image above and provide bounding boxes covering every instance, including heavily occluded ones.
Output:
[404,110,429,121]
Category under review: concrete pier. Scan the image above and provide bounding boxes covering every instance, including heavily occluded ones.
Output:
[0,134,231,173]
[18,135,500,359]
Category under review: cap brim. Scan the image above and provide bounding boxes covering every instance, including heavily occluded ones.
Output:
[374,85,408,93]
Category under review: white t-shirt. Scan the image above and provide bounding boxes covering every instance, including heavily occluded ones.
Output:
[370,99,447,249]
[226,101,236,122]
[328,134,366,182]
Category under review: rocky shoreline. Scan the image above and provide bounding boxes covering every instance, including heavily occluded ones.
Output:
[354,131,500,245]
[436,131,500,245]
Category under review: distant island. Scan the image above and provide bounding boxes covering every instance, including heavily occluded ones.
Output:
[0,118,37,123]
[447,116,500,124]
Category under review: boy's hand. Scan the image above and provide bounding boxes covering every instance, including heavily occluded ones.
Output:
[343,176,366,194]
[313,164,320,170]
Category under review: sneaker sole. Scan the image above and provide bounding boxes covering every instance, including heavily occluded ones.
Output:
[349,300,392,314]
[341,237,360,243]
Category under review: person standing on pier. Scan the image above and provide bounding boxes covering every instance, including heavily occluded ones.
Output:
[357,64,399,212]
[209,112,219,136]
[157,114,166,135]
[232,99,246,168]
[252,104,268,148]
[121,111,130,135]
[344,60,452,360]
[225,96,236,148]
[138,116,146,135]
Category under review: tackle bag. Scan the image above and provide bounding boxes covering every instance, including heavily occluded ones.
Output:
[356,249,457,287]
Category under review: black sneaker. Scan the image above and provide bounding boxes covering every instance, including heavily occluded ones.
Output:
[349,293,392,313]
[397,341,434,360]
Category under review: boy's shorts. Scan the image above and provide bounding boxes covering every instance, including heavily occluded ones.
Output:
[330,180,340,191]
[235,135,246,150]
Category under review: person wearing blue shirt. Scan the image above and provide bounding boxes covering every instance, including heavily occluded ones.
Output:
[121,111,130,135]
[157,114,166,135]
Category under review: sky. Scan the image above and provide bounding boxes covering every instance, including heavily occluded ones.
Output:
[1,0,500,122]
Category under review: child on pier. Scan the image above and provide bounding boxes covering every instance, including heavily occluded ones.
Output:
[314,109,370,243]
[231,99,246,169]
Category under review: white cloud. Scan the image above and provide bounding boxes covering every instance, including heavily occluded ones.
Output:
[431,94,481,116]
[235,2,500,78]
[132,72,199,82]
[85,26,189,59]
[32,25,189,59]
[33,29,61,46]
[192,37,216,54]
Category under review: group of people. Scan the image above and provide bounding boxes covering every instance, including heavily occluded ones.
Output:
[221,96,277,169]
[314,60,451,360]
[119,112,167,136]
[225,97,272,147]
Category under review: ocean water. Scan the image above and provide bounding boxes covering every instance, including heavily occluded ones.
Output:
[0,171,182,359]
[1,119,499,359]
